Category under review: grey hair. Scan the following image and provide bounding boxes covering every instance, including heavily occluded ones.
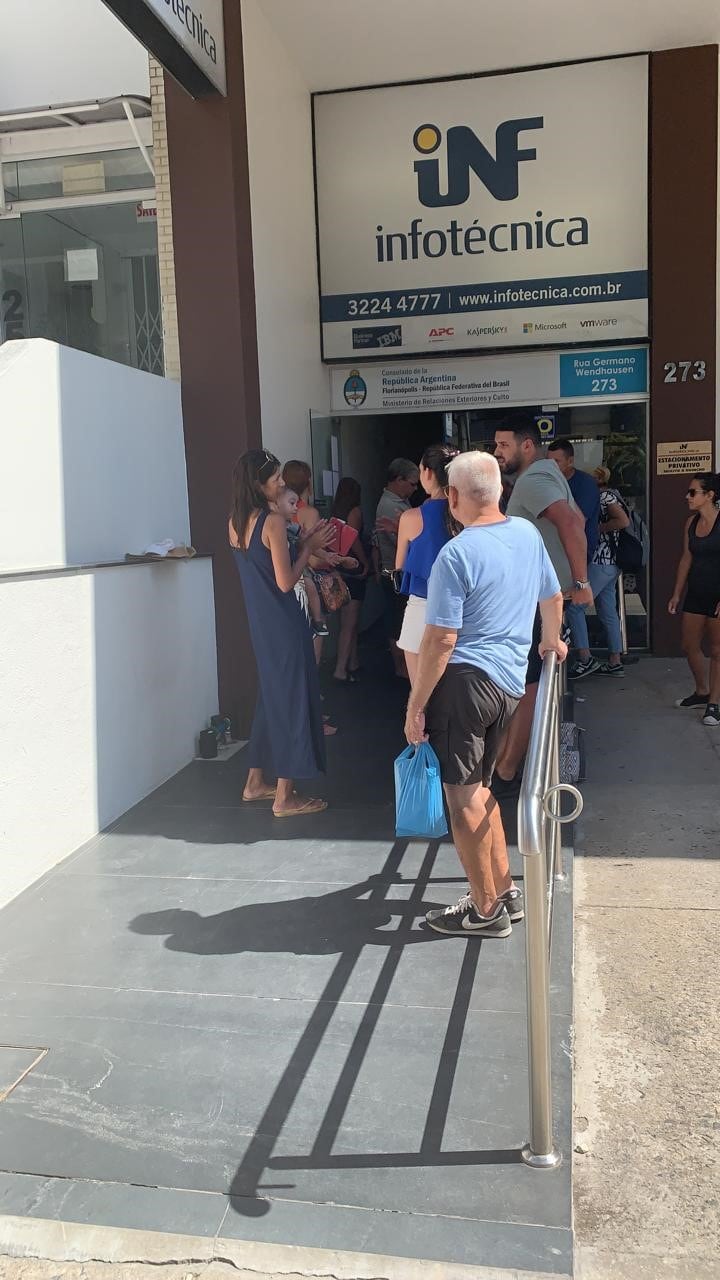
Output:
[387,457,419,482]
[446,451,502,506]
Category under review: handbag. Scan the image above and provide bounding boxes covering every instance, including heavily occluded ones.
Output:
[394,743,448,839]
[383,569,405,594]
[317,571,350,612]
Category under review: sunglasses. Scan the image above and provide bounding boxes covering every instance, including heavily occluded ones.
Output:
[258,450,277,480]
[686,488,703,497]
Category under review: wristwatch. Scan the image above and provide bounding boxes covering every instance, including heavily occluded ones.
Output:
[573,580,590,590]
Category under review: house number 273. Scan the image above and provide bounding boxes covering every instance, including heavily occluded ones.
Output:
[663,360,707,383]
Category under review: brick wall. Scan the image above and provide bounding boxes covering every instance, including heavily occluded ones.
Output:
[149,58,181,381]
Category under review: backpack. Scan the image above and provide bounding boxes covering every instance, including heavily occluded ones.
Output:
[629,507,650,565]
[613,494,648,574]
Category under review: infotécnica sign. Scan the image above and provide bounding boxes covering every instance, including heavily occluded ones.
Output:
[101,0,226,97]
[314,56,648,359]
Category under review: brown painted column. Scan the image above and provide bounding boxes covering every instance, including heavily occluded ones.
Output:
[164,0,262,729]
[650,46,718,655]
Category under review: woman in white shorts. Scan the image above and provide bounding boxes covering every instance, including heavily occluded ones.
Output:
[396,443,459,685]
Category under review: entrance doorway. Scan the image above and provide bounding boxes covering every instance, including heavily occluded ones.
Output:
[310,411,444,519]
[310,396,649,657]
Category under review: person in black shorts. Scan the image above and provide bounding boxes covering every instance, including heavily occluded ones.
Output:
[404,451,566,940]
[669,472,720,727]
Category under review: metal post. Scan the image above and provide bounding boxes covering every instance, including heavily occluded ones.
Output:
[550,682,565,889]
[522,848,558,1167]
[617,571,628,656]
[519,653,583,1169]
[519,655,561,1168]
[543,695,557,891]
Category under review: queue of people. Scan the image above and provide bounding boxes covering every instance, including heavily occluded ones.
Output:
[228,429,718,937]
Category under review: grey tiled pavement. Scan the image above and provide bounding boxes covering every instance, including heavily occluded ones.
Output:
[0,669,573,1275]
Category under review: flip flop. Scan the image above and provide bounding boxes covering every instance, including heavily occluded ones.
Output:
[242,788,277,803]
[272,798,328,819]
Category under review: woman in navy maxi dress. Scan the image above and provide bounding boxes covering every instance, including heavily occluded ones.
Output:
[230,450,329,817]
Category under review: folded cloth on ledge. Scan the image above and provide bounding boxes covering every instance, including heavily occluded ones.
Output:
[125,541,197,562]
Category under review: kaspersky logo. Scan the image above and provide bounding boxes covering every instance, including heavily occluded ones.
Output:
[412,118,543,207]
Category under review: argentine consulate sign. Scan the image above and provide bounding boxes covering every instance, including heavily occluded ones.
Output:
[101,0,226,97]
[313,56,648,360]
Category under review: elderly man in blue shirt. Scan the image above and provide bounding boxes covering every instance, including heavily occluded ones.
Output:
[404,451,567,940]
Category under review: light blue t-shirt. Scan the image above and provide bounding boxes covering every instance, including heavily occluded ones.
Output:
[425,517,561,698]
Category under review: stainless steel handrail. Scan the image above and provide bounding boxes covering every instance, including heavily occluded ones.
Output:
[617,571,628,655]
[518,652,583,1169]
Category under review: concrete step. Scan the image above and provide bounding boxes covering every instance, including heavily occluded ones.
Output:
[0,1217,570,1280]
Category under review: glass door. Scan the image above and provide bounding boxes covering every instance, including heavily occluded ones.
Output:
[309,413,342,517]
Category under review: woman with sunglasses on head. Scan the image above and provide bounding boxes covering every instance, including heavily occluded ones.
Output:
[395,443,459,687]
[669,472,720,726]
[229,449,333,815]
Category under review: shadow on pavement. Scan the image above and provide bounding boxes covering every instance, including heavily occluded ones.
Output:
[122,648,527,1220]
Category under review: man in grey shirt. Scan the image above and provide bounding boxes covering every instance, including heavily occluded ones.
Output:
[374,458,419,570]
[492,416,591,792]
[374,458,419,675]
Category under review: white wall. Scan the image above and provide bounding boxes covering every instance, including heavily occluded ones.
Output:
[0,0,150,111]
[0,559,218,908]
[241,0,329,464]
[0,340,190,571]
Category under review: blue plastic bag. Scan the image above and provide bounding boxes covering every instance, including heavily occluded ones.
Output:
[394,742,448,839]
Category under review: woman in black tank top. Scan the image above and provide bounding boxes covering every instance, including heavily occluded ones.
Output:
[668,472,720,725]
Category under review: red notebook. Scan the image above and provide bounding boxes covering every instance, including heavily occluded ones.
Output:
[327,517,358,556]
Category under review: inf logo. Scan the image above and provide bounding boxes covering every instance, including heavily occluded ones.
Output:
[413,118,543,208]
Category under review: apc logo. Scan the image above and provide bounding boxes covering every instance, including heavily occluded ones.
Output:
[412,118,543,207]
[428,327,454,341]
